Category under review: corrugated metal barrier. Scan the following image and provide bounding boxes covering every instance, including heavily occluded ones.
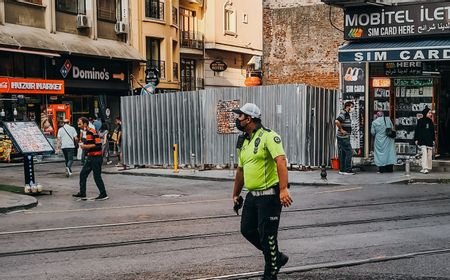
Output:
[121,84,339,167]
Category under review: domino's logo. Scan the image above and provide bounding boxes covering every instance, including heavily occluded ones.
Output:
[60,59,72,78]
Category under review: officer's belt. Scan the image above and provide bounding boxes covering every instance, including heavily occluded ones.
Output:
[249,185,278,196]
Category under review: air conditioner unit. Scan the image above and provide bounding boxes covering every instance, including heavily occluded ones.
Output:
[114,21,128,34]
[76,14,90,29]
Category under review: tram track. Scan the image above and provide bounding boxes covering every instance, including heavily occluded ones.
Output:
[1,195,450,236]
[1,210,450,258]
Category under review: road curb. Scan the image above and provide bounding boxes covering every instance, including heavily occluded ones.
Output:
[102,170,340,186]
[0,192,38,214]
[389,178,450,184]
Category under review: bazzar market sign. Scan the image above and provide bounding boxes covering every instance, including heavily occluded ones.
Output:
[344,2,450,40]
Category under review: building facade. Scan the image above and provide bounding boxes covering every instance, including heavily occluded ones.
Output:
[204,0,263,88]
[323,0,450,160]
[0,0,143,131]
[263,0,343,89]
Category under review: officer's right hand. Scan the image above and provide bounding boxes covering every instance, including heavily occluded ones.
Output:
[232,195,240,205]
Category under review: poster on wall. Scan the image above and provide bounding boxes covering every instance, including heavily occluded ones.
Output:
[341,63,365,153]
[217,100,240,134]
[3,122,54,155]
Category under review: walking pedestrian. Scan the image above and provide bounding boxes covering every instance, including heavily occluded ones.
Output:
[371,111,397,173]
[56,119,78,177]
[112,117,124,168]
[93,116,102,133]
[231,103,293,280]
[72,117,109,201]
[335,101,355,175]
[414,107,435,174]
[98,123,112,164]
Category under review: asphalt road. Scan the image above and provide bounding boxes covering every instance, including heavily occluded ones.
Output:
[0,162,450,280]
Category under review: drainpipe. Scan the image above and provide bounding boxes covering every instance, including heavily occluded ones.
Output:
[92,0,98,40]
[0,0,5,25]
[50,0,56,33]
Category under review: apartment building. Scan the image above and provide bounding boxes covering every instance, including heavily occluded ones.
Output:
[204,0,263,88]
[130,0,180,93]
[0,0,143,129]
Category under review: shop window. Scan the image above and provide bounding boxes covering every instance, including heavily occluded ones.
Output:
[13,54,25,77]
[224,4,236,35]
[56,0,86,14]
[0,52,13,77]
[97,0,117,22]
[145,0,164,20]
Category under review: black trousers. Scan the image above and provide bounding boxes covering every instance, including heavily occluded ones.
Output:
[79,156,107,196]
[241,190,282,276]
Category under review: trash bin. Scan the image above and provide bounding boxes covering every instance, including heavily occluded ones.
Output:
[331,158,340,170]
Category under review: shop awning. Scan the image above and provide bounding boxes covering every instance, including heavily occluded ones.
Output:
[338,39,450,63]
[0,23,145,62]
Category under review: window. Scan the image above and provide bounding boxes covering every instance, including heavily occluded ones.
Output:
[56,0,86,14]
[224,5,236,34]
[145,0,164,20]
[243,13,248,24]
[97,0,117,22]
[146,37,165,79]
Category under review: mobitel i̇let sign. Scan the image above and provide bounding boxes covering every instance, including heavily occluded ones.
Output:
[344,2,450,40]
[0,78,64,95]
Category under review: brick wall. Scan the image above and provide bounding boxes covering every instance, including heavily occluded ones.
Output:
[263,0,322,9]
[263,4,344,89]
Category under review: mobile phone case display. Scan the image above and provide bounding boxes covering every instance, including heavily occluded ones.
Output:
[394,83,433,155]
[373,88,391,113]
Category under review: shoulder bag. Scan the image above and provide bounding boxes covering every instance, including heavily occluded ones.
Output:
[384,117,396,139]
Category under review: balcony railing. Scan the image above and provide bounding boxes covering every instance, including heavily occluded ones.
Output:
[145,1,164,20]
[180,31,204,50]
[173,62,179,81]
[172,7,178,25]
[181,77,204,91]
[147,60,166,80]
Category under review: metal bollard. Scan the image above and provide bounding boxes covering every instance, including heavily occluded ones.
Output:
[229,154,235,177]
[405,156,410,176]
[191,153,196,173]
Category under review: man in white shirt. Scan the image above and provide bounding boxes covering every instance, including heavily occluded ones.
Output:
[57,119,78,177]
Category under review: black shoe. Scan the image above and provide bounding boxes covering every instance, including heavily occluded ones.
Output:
[277,252,289,271]
[94,194,109,201]
[72,193,86,200]
[261,274,277,280]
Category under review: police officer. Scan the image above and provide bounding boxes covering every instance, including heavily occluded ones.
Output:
[232,103,293,280]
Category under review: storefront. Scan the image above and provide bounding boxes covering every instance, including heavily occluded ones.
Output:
[337,1,450,159]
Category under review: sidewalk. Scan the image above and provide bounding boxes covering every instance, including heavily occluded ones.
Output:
[102,166,450,186]
[0,190,37,214]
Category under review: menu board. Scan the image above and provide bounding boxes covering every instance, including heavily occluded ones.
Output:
[217,100,240,134]
[3,122,54,155]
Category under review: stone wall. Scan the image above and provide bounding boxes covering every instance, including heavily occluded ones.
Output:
[263,3,344,89]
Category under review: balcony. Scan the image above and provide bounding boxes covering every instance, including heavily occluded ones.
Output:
[180,31,204,50]
[182,0,204,6]
[147,60,166,80]
[145,0,165,20]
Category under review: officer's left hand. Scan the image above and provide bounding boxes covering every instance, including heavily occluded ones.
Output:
[280,188,293,207]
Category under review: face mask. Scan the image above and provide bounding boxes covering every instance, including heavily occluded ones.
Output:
[235,118,247,132]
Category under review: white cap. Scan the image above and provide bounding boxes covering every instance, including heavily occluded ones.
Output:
[232,103,261,119]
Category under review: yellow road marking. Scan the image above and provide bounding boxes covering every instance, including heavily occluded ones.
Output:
[315,187,363,194]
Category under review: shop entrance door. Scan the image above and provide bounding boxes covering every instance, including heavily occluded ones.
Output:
[438,71,450,158]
